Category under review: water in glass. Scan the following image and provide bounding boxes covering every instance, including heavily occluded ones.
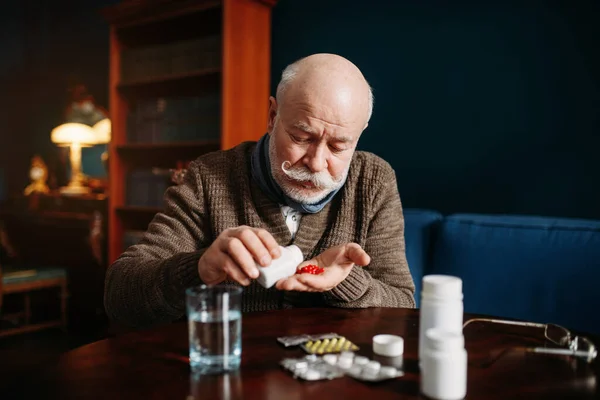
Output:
[188,309,242,373]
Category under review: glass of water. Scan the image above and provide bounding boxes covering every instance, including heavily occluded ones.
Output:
[186,284,243,374]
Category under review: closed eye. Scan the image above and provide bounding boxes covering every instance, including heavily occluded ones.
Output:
[290,133,312,144]
[328,143,347,153]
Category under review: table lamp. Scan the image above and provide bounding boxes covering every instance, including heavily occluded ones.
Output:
[92,118,111,169]
[92,118,111,144]
[51,122,96,195]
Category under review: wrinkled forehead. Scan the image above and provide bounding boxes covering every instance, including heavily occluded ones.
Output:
[280,87,368,134]
[291,119,356,143]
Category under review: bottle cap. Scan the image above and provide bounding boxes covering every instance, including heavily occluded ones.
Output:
[373,334,404,357]
[424,328,464,352]
[422,275,463,299]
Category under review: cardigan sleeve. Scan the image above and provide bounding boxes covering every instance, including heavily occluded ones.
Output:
[325,167,416,308]
[104,160,210,329]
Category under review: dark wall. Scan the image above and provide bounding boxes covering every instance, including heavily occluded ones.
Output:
[1,0,598,220]
[0,0,118,194]
[271,0,600,219]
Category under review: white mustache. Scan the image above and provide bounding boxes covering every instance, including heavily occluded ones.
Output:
[280,161,343,190]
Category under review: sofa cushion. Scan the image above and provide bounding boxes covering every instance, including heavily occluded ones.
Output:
[403,209,443,306]
[431,214,600,334]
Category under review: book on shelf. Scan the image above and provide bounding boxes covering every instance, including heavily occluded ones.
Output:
[120,35,221,84]
[126,168,172,208]
[127,93,220,143]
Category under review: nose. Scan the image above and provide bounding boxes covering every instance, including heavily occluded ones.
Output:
[303,143,327,173]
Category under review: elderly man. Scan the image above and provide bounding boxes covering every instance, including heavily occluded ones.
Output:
[104,53,415,328]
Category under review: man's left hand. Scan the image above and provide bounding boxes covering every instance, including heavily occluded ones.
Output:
[275,243,371,292]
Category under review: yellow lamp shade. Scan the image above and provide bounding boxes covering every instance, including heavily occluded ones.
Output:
[51,123,96,146]
[92,118,111,144]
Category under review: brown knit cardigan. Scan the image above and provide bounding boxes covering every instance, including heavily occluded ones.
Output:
[104,141,415,328]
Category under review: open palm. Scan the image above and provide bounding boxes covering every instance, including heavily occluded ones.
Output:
[275,243,371,292]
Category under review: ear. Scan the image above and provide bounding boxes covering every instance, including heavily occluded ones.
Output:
[267,96,278,133]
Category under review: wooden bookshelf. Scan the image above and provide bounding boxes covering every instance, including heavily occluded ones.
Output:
[102,0,277,263]
[117,68,221,97]
[116,141,220,168]
[116,206,164,231]
[115,140,220,150]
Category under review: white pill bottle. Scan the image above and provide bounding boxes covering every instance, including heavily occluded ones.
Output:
[255,245,303,288]
[421,328,467,400]
[418,275,464,363]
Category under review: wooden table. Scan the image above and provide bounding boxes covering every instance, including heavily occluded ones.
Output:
[10,308,599,399]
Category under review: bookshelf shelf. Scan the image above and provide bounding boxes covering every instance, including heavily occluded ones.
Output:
[103,0,277,263]
[117,68,220,97]
[116,140,219,151]
[102,0,222,30]
[115,141,220,168]
[118,68,220,89]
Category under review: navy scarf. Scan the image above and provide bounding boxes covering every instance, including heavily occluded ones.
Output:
[250,133,341,214]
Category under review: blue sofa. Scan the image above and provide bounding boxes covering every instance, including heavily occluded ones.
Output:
[403,209,600,335]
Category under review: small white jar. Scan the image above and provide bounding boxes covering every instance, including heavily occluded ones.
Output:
[418,275,464,363]
[421,328,467,400]
[256,245,303,288]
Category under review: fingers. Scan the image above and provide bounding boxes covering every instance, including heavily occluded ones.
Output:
[200,226,281,286]
[277,271,335,292]
[294,273,327,290]
[255,228,281,259]
[275,276,316,292]
[225,237,260,279]
[229,227,279,267]
[221,254,251,286]
[208,226,282,286]
[276,260,332,292]
[273,243,370,294]
[345,243,371,267]
[198,251,229,285]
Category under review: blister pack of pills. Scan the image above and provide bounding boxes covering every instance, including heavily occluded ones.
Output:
[300,337,359,354]
[280,352,404,383]
[280,354,345,381]
[277,333,340,347]
[336,352,404,382]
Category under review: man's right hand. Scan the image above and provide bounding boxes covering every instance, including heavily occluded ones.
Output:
[198,226,281,286]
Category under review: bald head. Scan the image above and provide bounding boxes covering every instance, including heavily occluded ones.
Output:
[275,54,374,127]
[266,54,372,204]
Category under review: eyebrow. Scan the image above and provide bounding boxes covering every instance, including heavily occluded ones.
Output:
[292,121,318,135]
[291,121,354,143]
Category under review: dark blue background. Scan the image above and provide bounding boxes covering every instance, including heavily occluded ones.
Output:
[271,0,600,218]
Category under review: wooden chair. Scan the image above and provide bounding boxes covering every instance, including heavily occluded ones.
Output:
[0,263,68,338]
[0,223,68,338]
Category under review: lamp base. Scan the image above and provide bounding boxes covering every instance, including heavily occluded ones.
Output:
[59,183,91,196]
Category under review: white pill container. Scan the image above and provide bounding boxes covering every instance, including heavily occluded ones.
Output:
[256,245,303,288]
[418,275,464,363]
[421,328,467,400]
[373,334,404,357]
